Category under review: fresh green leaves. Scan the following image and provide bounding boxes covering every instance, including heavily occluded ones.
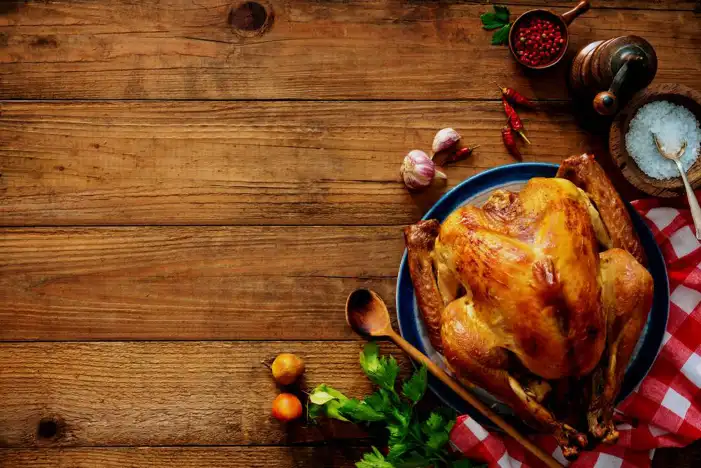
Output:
[361,342,400,391]
[401,365,427,403]
[480,5,511,45]
[308,383,350,421]
[480,5,510,28]
[340,398,386,422]
[422,410,456,458]
[423,411,446,435]
[494,5,510,23]
[308,342,477,468]
[491,25,511,45]
[357,447,395,468]
[309,383,348,405]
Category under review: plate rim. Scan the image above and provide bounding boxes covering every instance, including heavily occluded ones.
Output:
[395,162,670,426]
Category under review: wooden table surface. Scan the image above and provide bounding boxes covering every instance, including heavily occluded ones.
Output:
[0,1,700,466]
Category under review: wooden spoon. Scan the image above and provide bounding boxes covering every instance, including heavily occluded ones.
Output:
[345,288,562,468]
[653,134,701,239]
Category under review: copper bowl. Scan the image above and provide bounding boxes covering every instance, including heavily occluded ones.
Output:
[610,83,701,197]
[508,0,590,70]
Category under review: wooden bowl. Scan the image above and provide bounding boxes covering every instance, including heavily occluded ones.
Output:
[508,1,590,70]
[610,83,701,197]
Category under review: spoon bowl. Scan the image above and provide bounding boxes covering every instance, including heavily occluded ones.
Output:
[345,288,392,337]
[653,134,687,162]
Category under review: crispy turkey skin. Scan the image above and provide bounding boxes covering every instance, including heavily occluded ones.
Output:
[404,155,653,458]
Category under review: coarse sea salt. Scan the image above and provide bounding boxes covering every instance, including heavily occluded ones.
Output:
[625,100,701,180]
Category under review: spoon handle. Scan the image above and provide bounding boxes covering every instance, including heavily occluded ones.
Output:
[675,159,701,240]
[386,329,562,468]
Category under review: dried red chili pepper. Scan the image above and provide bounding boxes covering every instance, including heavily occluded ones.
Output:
[495,82,535,108]
[502,97,531,144]
[501,125,521,160]
[444,145,480,163]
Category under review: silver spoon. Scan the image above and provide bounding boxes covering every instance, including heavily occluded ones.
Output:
[653,134,701,240]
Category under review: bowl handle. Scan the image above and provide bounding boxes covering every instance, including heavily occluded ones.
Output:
[561,0,591,25]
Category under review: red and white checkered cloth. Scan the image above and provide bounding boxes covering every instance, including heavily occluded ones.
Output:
[450,196,701,467]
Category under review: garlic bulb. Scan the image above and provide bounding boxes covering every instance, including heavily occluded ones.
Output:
[432,128,461,154]
[401,150,446,190]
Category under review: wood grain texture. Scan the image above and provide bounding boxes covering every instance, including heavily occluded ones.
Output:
[0,226,402,340]
[0,341,408,447]
[0,100,606,226]
[0,443,699,468]
[0,0,699,466]
[0,1,698,99]
[0,447,361,468]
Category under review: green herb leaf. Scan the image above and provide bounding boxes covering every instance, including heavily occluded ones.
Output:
[408,420,422,441]
[391,405,411,428]
[401,365,427,404]
[422,411,446,435]
[360,342,399,391]
[307,402,324,419]
[323,399,351,422]
[491,23,511,45]
[426,429,451,453]
[481,5,510,31]
[494,5,510,23]
[480,12,497,24]
[307,384,352,421]
[356,447,396,468]
[480,12,504,30]
[339,398,386,422]
[483,20,506,30]
[422,411,456,456]
[360,341,381,375]
[308,384,348,405]
[364,389,392,415]
[386,442,412,462]
[386,423,407,446]
[387,404,412,445]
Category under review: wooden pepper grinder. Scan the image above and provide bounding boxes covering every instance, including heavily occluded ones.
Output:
[570,36,657,116]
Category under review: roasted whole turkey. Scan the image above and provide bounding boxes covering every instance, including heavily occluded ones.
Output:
[404,154,653,458]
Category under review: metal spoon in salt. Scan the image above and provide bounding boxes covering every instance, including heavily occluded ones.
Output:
[652,133,701,240]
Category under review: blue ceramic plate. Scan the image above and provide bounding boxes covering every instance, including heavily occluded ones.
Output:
[396,163,669,425]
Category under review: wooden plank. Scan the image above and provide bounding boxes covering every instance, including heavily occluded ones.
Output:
[499,0,697,9]
[0,341,410,447]
[0,447,361,468]
[0,2,697,99]
[0,445,699,468]
[0,100,610,226]
[0,226,403,340]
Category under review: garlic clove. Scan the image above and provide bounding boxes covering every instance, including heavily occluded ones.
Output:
[432,128,461,154]
[401,149,443,191]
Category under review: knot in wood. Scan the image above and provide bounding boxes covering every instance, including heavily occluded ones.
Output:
[229,2,274,37]
[37,417,65,441]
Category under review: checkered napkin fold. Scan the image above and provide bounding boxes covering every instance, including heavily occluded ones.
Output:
[449,197,701,467]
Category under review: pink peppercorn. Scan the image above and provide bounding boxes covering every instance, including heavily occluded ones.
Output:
[513,16,566,67]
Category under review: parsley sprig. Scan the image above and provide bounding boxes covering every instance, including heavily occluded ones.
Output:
[308,342,477,468]
[481,5,511,45]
